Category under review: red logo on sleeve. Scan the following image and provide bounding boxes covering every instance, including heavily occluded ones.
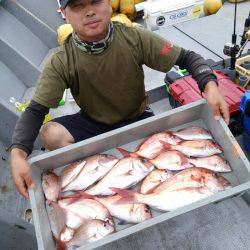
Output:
[161,42,172,55]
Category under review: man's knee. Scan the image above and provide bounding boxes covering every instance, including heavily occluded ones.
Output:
[40,122,60,146]
[40,121,74,150]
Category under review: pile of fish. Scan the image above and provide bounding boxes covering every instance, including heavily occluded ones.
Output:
[42,126,232,249]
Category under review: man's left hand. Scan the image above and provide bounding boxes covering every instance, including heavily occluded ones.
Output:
[204,81,230,125]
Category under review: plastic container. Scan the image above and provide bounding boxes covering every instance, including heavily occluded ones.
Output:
[28,100,250,250]
[236,55,250,77]
[239,76,249,88]
[168,70,245,115]
[240,90,250,152]
[136,0,206,30]
[240,90,250,134]
[243,61,250,70]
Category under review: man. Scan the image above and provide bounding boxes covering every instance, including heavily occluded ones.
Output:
[10,0,229,198]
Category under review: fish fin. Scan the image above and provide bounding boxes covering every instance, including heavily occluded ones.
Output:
[110,187,134,196]
[50,202,67,240]
[68,196,82,205]
[190,175,204,185]
[58,195,82,205]
[110,187,138,205]
[115,197,137,205]
[159,140,171,150]
[116,147,132,157]
[177,152,189,165]
[76,191,96,200]
[118,220,129,225]
[130,152,141,158]
[133,185,141,192]
[137,137,149,149]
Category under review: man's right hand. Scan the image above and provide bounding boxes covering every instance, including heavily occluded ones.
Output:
[10,148,35,198]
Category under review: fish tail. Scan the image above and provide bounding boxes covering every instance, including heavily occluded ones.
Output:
[77,190,96,200]
[110,187,141,205]
[159,140,171,150]
[130,152,141,158]
[116,147,131,157]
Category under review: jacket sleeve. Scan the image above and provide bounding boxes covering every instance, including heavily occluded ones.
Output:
[175,48,218,92]
[9,100,49,155]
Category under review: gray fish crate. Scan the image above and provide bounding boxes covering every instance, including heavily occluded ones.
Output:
[28,99,250,250]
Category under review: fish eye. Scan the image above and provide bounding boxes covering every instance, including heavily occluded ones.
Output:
[105,218,112,225]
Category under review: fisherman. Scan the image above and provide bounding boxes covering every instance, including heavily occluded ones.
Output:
[10,0,229,198]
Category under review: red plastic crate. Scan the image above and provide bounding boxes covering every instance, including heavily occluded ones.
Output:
[169,70,245,115]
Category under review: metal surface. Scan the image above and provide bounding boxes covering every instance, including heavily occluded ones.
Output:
[98,196,250,250]
[28,100,250,250]
[0,207,37,250]
[0,6,49,67]
[1,0,57,49]
[7,0,64,32]
[0,140,31,220]
[174,1,250,59]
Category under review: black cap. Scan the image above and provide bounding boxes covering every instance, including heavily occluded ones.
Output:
[60,0,71,8]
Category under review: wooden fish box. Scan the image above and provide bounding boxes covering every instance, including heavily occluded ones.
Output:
[28,99,250,250]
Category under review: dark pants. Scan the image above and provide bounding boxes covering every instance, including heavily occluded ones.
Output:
[52,108,154,143]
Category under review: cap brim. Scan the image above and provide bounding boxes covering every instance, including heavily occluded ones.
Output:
[60,0,70,8]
